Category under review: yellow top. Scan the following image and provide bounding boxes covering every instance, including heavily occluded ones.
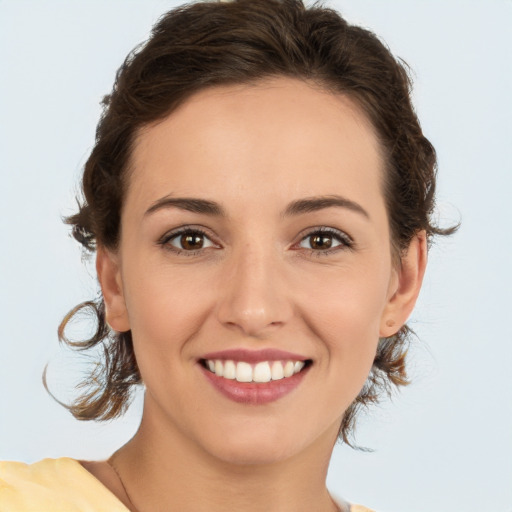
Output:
[0,458,374,512]
[0,458,129,512]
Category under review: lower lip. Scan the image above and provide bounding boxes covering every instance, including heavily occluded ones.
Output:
[200,364,310,405]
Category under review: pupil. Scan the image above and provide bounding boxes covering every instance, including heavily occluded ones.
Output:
[182,233,203,250]
[311,234,332,249]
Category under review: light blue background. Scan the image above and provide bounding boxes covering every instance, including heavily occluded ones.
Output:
[1,1,511,511]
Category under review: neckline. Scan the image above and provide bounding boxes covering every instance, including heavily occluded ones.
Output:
[74,458,132,511]
[75,457,352,512]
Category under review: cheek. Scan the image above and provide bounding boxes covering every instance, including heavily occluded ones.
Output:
[121,265,213,366]
[298,264,390,384]
[302,262,390,338]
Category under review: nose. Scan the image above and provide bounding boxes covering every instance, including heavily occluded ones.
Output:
[215,243,293,338]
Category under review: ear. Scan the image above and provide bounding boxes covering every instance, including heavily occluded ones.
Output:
[96,246,131,332]
[380,231,428,337]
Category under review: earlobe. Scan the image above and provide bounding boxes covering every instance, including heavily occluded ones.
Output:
[380,231,428,338]
[96,246,131,332]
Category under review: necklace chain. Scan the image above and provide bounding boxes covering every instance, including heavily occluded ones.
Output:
[107,455,141,512]
[106,455,343,512]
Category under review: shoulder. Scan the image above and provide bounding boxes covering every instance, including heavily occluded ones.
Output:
[0,458,129,511]
[333,495,376,512]
[350,505,376,512]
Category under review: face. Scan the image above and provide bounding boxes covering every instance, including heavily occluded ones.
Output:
[99,77,424,465]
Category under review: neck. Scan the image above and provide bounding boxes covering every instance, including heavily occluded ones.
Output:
[111,401,341,512]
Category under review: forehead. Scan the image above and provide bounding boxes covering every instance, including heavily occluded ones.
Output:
[126,77,385,217]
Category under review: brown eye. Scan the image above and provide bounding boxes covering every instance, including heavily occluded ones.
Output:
[298,228,351,253]
[310,234,333,250]
[180,233,204,250]
[164,229,215,252]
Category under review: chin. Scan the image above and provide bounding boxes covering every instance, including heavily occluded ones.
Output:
[208,438,299,466]
[196,417,327,467]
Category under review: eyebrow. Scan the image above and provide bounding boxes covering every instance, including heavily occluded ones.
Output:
[144,194,369,220]
[282,195,370,219]
[145,196,226,217]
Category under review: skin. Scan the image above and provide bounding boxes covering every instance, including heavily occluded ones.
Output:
[93,77,427,512]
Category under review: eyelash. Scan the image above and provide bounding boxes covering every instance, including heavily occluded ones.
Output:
[157,226,353,257]
[158,226,214,256]
[296,227,354,256]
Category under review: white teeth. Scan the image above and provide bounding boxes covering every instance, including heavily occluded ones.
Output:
[214,359,224,377]
[253,362,272,383]
[205,358,307,382]
[223,360,236,379]
[271,361,284,380]
[236,362,253,382]
[294,361,305,373]
[283,361,295,378]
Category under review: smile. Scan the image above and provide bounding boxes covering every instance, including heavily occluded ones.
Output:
[202,359,307,383]
[198,349,312,405]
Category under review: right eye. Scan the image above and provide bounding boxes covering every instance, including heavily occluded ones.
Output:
[159,228,216,255]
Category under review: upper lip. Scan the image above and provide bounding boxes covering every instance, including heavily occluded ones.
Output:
[200,348,309,363]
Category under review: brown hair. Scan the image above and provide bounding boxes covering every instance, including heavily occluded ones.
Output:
[50,0,455,446]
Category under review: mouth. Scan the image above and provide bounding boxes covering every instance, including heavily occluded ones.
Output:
[200,358,312,383]
[198,349,313,404]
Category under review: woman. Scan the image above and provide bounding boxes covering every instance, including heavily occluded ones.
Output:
[0,0,454,510]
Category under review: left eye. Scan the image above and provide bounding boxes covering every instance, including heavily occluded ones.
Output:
[298,230,350,251]
[166,230,215,251]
